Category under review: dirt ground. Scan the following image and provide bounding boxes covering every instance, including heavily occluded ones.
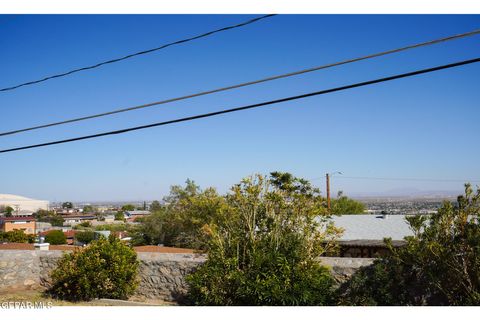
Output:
[0,289,174,306]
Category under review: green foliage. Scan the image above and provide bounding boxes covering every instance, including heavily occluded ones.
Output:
[4,206,14,217]
[149,200,162,212]
[95,223,128,232]
[337,257,424,306]
[82,205,97,213]
[45,230,67,245]
[36,210,65,227]
[186,173,341,306]
[48,216,64,227]
[129,210,166,246]
[78,221,92,228]
[74,231,95,245]
[330,191,365,215]
[121,204,135,211]
[0,229,30,243]
[338,183,480,306]
[131,179,227,249]
[48,236,139,301]
[114,212,125,221]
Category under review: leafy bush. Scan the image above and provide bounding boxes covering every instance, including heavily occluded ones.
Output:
[121,204,135,211]
[95,223,128,232]
[186,173,341,305]
[48,236,139,301]
[78,221,92,228]
[45,230,67,245]
[331,191,365,215]
[0,230,32,243]
[74,231,95,245]
[114,212,125,221]
[131,179,227,249]
[338,183,480,306]
[35,210,64,226]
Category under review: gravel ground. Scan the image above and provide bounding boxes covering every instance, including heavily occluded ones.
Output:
[0,289,172,306]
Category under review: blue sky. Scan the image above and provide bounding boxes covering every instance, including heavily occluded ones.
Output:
[0,14,479,202]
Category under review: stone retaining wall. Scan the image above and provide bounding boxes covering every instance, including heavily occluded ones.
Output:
[0,250,373,302]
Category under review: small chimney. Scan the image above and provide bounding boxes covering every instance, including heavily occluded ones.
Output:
[34,243,50,251]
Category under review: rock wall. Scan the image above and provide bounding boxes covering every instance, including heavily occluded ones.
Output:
[0,250,373,302]
[319,257,375,283]
[135,252,206,302]
[0,250,62,292]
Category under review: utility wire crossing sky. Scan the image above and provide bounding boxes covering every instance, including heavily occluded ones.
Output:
[1,56,478,154]
[0,14,276,93]
[1,15,479,201]
[1,27,479,138]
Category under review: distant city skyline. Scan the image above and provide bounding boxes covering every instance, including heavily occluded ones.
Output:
[1,14,479,201]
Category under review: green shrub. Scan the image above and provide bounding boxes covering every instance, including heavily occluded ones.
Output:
[0,229,29,243]
[95,223,129,232]
[130,179,227,249]
[186,173,341,306]
[45,230,67,245]
[337,257,428,306]
[78,221,92,228]
[114,212,125,221]
[338,183,480,306]
[74,231,95,245]
[48,236,139,301]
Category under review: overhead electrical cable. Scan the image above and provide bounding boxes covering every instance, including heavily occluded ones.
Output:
[1,28,479,137]
[311,176,480,183]
[0,57,478,154]
[0,14,276,93]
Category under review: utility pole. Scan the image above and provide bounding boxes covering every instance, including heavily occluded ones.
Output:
[326,173,331,210]
[326,171,342,211]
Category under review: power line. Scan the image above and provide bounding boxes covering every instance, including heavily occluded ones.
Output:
[0,14,276,93]
[312,176,480,183]
[1,28,480,137]
[0,57,478,154]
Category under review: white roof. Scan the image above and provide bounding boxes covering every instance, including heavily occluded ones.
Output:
[0,194,48,202]
[329,214,414,241]
[125,210,150,215]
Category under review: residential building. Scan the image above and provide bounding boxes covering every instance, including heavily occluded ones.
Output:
[124,210,150,218]
[323,214,414,258]
[62,215,96,226]
[0,216,36,235]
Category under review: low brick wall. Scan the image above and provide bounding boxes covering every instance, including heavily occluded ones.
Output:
[0,250,373,302]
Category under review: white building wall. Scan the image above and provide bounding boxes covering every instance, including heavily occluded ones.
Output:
[0,194,49,213]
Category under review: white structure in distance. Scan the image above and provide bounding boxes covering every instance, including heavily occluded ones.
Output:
[0,194,49,215]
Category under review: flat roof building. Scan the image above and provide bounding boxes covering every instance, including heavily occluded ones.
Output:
[0,216,36,235]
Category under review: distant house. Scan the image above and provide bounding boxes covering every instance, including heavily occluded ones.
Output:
[124,210,150,218]
[326,214,414,258]
[103,215,115,223]
[124,210,150,222]
[0,216,36,235]
[62,215,96,226]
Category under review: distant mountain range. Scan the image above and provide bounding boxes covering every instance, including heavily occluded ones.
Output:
[349,187,460,200]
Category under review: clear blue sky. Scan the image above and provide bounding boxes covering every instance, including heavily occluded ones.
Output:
[0,14,479,202]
